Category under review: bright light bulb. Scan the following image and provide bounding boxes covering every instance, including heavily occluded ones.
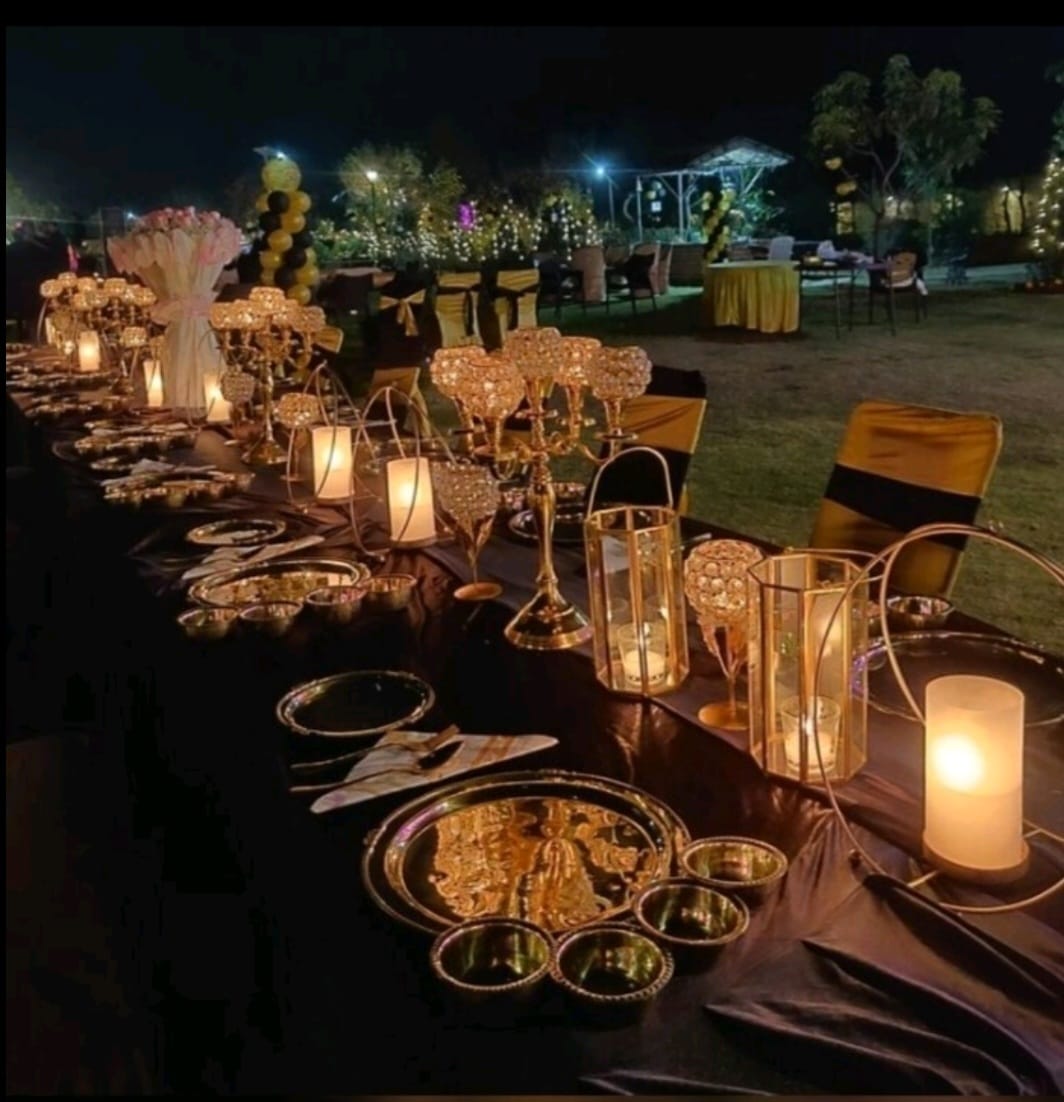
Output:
[932,735,985,792]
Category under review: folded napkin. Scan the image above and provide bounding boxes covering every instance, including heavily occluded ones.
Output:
[310,729,558,814]
[180,534,326,582]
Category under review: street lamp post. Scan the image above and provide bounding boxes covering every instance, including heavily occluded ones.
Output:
[594,164,616,226]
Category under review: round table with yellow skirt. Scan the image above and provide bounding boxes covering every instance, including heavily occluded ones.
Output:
[702,260,799,334]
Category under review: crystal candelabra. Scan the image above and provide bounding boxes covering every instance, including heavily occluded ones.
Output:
[208,290,327,466]
[430,330,652,650]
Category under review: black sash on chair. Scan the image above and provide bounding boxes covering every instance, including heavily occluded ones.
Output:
[435,282,479,338]
[589,445,690,510]
[494,282,540,331]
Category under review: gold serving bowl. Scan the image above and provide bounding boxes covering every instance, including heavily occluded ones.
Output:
[551,923,673,1010]
[680,836,789,900]
[232,471,255,493]
[238,600,303,637]
[430,918,553,1001]
[177,606,238,641]
[364,573,417,612]
[305,584,367,625]
[633,877,749,950]
[885,595,954,631]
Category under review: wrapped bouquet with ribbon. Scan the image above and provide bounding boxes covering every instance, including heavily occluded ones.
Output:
[108,207,243,411]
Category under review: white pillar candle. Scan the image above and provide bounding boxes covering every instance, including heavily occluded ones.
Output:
[386,456,436,544]
[923,675,1025,878]
[780,695,841,776]
[202,372,232,423]
[143,359,164,408]
[77,330,100,373]
[311,425,353,501]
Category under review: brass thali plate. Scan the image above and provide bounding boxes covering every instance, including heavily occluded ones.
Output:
[186,517,287,547]
[363,770,689,935]
[189,558,369,608]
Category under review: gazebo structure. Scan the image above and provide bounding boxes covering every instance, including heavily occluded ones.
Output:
[609,136,792,238]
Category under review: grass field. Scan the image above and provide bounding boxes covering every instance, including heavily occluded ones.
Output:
[342,271,1064,651]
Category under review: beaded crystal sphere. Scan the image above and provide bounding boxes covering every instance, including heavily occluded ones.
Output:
[430,346,488,401]
[220,371,257,405]
[209,303,235,330]
[456,354,525,422]
[588,345,653,402]
[55,272,78,288]
[555,336,602,388]
[120,326,148,349]
[76,277,98,294]
[294,306,326,334]
[249,286,286,311]
[39,280,62,300]
[103,278,129,299]
[129,285,157,309]
[684,540,765,627]
[504,326,562,380]
[275,392,320,430]
[433,462,499,530]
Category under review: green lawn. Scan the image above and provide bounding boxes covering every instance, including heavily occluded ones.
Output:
[340,275,1064,652]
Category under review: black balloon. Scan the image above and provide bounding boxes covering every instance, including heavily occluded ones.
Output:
[258,211,281,233]
[291,228,313,250]
[267,189,290,214]
[274,266,298,291]
[284,247,307,270]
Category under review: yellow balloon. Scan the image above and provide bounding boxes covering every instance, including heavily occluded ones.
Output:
[280,211,306,234]
[289,190,311,214]
[267,229,293,254]
[255,192,270,213]
[295,264,320,287]
[824,156,843,171]
[261,157,301,192]
[259,250,283,270]
[259,268,275,286]
[286,284,311,305]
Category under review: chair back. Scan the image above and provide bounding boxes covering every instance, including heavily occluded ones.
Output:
[767,236,795,261]
[432,271,482,350]
[623,253,656,296]
[367,366,430,436]
[810,399,1003,596]
[653,243,673,295]
[571,246,606,303]
[314,325,344,355]
[494,268,540,333]
[604,244,631,267]
[320,273,374,315]
[374,275,429,364]
[888,251,919,287]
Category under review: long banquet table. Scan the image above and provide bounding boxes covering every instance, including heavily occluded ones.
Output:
[7,391,1064,1095]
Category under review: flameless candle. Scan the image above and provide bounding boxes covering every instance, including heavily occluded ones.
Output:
[311,426,353,501]
[781,695,841,776]
[77,331,100,373]
[617,621,668,690]
[386,456,436,544]
[203,372,232,423]
[923,674,1026,881]
[143,360,164,408]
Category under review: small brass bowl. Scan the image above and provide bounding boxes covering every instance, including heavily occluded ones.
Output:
[163,486,190,509]
[305,584,366,625]
[551,923,673,1009]
[886,595,954,631]
[239,600,303,637]
[633,878,749,950]
[430,918,553,1001]
[232,471,255,492]
[554,481,587,505]
[177,606,238,641]
[364,573,417,612]
[680,836,789,901]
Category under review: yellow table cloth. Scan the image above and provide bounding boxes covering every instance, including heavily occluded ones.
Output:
[702,260,799,333]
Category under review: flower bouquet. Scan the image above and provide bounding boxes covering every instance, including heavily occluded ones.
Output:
[108,208,243,411]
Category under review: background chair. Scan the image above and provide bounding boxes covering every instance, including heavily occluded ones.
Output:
[653,243,673,296]
[371,273,428,365]
[431,271,482,350]
[493,269,540,336]
[536,258,579,319]
[868,251,927,335]
[606,252,657,313]
[317,272,375,321]
[367,365,431,437]
[809,399,1003,597]
[592,364,708,513]
[570,246,607,307]
[767,235,795,261]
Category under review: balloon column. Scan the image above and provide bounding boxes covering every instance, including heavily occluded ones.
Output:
[251,154,320,305]
[701,187,734,263]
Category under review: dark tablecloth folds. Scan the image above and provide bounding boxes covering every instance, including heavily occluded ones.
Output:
[7,393,1063,1094]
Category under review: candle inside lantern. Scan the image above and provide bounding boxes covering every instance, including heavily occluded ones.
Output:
[386,456,436,544]
[923,674,1026,880]
[780,695,841,776]
[143,360,164,408]
[203,372,232,423]
[77,331,100,373]
[617,621,668,690]
[311,425,353,501]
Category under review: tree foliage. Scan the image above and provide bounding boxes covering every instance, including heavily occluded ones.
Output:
[810,55,1000,253]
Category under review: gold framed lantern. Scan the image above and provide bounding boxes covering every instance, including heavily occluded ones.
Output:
[747,552,868,783]
[585,448,689,697]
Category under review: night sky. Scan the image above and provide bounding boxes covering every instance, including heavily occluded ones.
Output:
[7,25,1064,213]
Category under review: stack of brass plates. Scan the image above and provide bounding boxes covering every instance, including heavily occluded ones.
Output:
[190,559,369,608]
[363,770,689,935]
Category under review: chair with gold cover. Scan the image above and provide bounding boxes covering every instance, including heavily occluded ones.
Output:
[868,250,928,335]
[367,365,431,437]
[592,364,708,514]
[431,271,482,350]
[493,269,540,337]
[373,274,428,365]
[314,325,344,355]
[810,399,1003,597]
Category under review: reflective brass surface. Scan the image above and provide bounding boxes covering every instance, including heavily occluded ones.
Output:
[177,607,238,641]
[430,918,553,999]
[886,595,954,631]
[372,771,689,934]
[633,877,749,948]
[680,836,789,897]
[551,922,673,1006]
[189,559,368,609]
[364,573,417,612]
[305,584,366,625]
[238,600,303,636]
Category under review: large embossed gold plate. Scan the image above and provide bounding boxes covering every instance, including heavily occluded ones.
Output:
[189,558,368,608]
[363,770,689,935]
